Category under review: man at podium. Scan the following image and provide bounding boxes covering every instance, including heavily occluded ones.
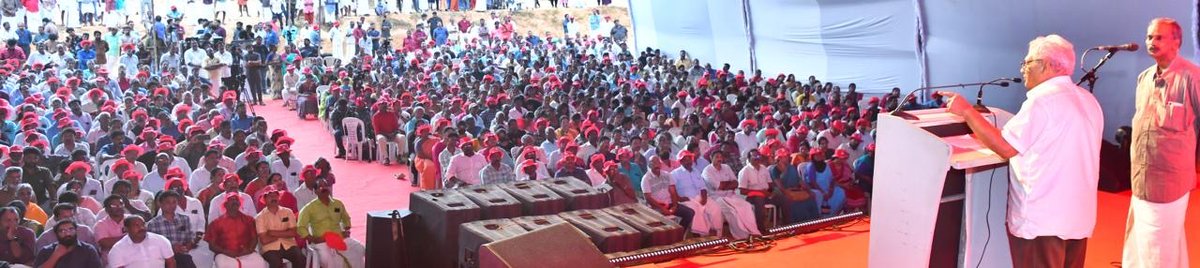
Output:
[937,34,1103,268]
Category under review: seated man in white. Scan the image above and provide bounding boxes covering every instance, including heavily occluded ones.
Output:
[701,151,761,239]
[107,215,177,268]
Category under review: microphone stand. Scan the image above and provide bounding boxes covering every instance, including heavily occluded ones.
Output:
[890,81,1001,120]
[1077,49,1116,92]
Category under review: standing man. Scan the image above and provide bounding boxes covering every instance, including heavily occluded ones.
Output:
[1125,17,1196,268]
[938,34,1102,267]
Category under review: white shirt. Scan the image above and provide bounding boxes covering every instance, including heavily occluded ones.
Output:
[737,163,771,192]
[444,153,487,185]
[640,170,674,204]
[837,142,866,163]
[55,178,104,200]
[701,164,737,198]
[1000,76,1102,240]
[585,169,606,187]
[107,233,174,268]
[207,192,258,223]
[184,48,207,67]
[181,196,207,233]
[733,131,758,158]
[293,185,317,209]
[271,157,304,190]
[188,166,218,192]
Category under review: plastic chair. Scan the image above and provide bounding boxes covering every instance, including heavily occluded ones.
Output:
[342,117,374,161]
[378,139,400,164]
[763,204,780,229]
[94,158,117,181]
[323,57,341,69]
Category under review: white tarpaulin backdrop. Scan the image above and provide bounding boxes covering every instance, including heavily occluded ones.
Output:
[629,0,1196,141]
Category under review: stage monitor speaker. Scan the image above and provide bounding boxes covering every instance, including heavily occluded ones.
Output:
[366,210,412,268]
[478,222,613,268]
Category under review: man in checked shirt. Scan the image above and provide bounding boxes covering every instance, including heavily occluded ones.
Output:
[146,190,202,268]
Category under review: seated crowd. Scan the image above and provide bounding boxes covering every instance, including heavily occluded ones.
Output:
[302,13,893,240]
[0,6,902,268]
[0,16,371,268]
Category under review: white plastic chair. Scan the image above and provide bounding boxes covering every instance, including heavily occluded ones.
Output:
[378,138,400,165]
[94,158,117,181]
[342,117,374,161]
[323,57,341,69]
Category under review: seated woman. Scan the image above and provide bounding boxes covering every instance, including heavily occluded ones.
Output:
[767,150,819,224]
[805,148,845,217]
[830,149,867,212]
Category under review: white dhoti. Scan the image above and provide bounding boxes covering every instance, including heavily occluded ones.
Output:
[714,196,760,239]
[310,239,365,268]
[680,199,718,235]
[190,241,216,268]
[1122,192,1189,268]
[214,252,269,268]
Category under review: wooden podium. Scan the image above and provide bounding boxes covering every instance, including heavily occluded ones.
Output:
[868,108,1014,268]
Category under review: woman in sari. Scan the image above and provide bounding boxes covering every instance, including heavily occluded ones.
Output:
[768,150,819,224]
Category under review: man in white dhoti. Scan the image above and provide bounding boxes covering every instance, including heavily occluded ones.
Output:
[701,150,760,239]
[940,34,1102,268]
[671,151,717,235]
[1125,17,1195,268]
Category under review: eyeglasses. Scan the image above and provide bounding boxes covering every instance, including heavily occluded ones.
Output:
[1020,59,1043,69]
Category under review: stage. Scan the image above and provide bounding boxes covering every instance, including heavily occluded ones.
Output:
[632,189,1200,268]
[255,100,1199,267]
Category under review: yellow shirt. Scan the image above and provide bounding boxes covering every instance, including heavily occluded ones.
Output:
[296,198,350,239]
[255,207,298,251]
[26,203,48,225]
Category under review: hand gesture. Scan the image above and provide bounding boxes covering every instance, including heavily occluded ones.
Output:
[51,243,72,258]
[937,91,973,117]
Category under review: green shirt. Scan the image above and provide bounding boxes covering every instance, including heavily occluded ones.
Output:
[296,198,351,238]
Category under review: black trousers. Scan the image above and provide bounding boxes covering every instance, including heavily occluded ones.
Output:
[262,246,307,268]
[174,253,197,268]
[672,204,694,234]
[333,129,347,156]
[747,196,769,233]
[248,78,266,103]
[1007,232,1087,268]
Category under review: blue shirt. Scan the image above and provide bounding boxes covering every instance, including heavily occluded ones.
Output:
[77,49,96,69]
[618,163,645,195]
[432,27,448,46]
[265,30,280,48]
[15,29,31,45]
[153,22,167,40]
[230,116,253,131]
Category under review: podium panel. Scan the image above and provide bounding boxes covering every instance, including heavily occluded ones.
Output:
[868,108,1013,268]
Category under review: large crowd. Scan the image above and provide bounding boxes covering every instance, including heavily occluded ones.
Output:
[0,0,911,265]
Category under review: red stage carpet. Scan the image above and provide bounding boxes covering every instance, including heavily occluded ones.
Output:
[256,99,1199,267]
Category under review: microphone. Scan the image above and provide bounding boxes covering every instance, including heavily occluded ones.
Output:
[976,77,1023,112]
[992,77,1023,87]
[1091,43,1139,52]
